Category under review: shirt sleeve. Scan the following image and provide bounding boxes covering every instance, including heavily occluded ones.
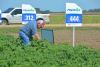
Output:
[29,21,37,35]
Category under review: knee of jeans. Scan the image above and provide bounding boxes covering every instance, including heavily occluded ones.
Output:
[23,39,29,44]
[23,40,31,46]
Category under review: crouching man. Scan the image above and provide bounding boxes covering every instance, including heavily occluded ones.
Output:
[19,20,44,45]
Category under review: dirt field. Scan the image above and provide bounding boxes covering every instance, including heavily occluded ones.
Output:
[54,28,100,49]
[46,24,100,49]
[0,24,100,49]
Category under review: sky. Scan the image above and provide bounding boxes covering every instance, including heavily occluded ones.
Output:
[0,0,100,12]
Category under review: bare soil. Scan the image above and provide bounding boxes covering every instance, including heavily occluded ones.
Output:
[54,28,100,49]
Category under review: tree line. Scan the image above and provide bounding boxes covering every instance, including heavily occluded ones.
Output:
[35,8,100,13]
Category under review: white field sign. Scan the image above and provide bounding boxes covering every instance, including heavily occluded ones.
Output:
[22,4,36,24]
[66,3,82,47]
[66,3,82,27]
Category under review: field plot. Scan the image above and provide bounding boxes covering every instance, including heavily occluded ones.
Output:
[0,27,100,67]
[54,27,100,49]
[0,25,100,66]
[0,34,99,67]
[0,25,100,49]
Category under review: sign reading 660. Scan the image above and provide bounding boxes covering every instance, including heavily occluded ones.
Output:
[22,13,36,21]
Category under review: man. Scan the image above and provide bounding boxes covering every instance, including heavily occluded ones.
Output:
[19,20,44,45]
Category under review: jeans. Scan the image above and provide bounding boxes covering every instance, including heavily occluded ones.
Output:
[19,31,30,45]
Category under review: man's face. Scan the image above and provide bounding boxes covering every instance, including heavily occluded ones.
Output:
[37,20,45,29]
[37,22,41,29]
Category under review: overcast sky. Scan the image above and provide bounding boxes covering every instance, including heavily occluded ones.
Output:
[0,0,100,12]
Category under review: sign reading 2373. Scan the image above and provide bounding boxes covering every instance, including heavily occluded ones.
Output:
[22,13,36,21]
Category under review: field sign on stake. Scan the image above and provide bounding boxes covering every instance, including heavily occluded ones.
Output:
[66,3,82,47]
[66,3,82,27]
[22,4,36,24]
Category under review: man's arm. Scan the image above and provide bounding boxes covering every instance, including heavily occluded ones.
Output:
[34,32,40,40]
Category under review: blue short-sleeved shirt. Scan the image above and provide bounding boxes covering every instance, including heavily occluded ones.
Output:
[20,21,37,37]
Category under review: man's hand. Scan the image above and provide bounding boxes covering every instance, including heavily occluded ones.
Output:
[34,32,40,40]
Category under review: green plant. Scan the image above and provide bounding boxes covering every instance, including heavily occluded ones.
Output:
[0,34,100,67]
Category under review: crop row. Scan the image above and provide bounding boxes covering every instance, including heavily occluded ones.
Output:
[0,34,100,67]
